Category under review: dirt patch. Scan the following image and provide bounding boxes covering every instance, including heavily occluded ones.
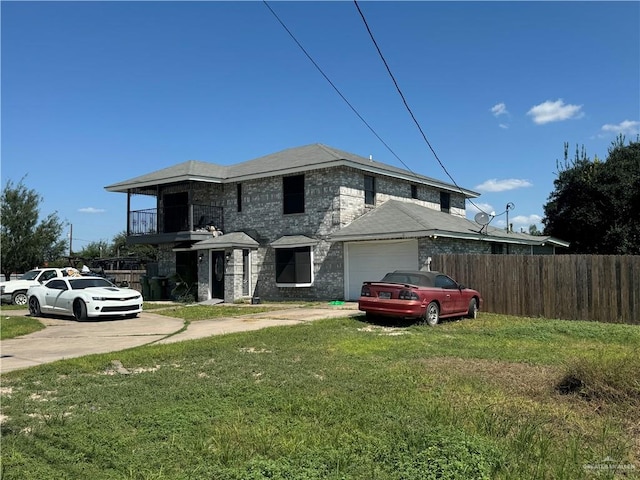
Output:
[419,356,561,399]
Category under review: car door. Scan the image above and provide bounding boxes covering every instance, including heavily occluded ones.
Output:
[43,280,71,314]
[434,275,460,315]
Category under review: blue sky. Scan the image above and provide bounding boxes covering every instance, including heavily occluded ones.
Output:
[2,1,638,250]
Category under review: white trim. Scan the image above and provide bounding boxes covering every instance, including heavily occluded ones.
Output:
[274,246,315,288]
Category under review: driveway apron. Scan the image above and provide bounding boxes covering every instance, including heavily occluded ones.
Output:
[1,305,360,374]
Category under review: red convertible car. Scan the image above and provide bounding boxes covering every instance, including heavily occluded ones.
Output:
[358,270,482,326]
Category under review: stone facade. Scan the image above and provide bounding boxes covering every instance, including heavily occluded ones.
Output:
[154,165,482,302]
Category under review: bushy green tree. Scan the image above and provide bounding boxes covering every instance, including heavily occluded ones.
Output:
[1,178,67,280]
[543,137,640,254]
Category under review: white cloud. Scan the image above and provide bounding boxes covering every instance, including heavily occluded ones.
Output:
[78,207,106,214]
[474,178,533,192]
[512,214,542,225]
[601,120,639,136]
[466,202,494,216]
[527,99,584,125]
[499,123,509,130]
[491,103,508,116]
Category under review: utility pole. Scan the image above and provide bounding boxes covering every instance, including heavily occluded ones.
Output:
[69,224,73,257]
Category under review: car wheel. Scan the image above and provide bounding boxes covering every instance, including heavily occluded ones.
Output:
[73,299,88,321]
[424,301,439,326]
[28,296,42,317]
[467,298,478,319]
[11,291,28,306]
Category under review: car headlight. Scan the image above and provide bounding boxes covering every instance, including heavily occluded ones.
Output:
[92,296,107,301]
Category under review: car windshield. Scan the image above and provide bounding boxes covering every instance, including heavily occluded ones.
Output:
[69,278,114,290]
[20,270,41,281]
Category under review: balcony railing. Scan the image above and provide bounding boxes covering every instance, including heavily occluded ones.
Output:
[129,204,224,236]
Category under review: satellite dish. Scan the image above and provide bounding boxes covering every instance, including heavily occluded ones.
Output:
[474,212,491,226]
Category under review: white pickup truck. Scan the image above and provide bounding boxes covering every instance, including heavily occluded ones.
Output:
[0,268,74,305]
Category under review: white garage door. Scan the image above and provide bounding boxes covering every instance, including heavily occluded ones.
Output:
[345,239,419,300]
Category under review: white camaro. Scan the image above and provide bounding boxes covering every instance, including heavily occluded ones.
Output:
[27,276,143,321]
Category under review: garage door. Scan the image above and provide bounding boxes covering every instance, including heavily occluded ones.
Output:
[345,239,419,300]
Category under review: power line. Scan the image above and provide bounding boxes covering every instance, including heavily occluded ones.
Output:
[262,1,414,173]
[352,0,487,214]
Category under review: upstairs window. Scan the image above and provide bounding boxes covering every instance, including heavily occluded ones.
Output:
[440,191,450,213]
[283,174,305,214]
[364,175,376,205]
[237,183,242,212]
[411,184,418,199]
[275,246,313,286]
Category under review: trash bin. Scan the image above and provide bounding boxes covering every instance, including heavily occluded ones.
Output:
[150,276,169,300]
[149,277,161,301]
[140,275,150,300]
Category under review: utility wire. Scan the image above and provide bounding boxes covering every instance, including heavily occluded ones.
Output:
[262,1,414,173]
[353,0,487,214]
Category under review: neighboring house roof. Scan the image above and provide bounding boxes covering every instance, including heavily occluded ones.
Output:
[105,144,479,198]
[328,200,569,248]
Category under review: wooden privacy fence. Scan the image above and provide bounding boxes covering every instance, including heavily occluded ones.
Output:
[431,255,640,325]
[105,270,146,293]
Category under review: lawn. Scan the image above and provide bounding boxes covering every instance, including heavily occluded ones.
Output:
[1,312,638,479]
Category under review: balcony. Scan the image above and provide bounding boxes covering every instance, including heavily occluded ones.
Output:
[127,204,224,245]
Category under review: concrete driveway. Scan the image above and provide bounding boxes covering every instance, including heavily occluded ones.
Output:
[0,304,361,374]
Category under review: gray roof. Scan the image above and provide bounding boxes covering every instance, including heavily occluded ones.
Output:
[328,199,569,247]
[105,144,479,197]
[191,231,260,250]
[270,235,318,248]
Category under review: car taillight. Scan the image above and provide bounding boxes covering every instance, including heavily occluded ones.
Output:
[361,285,371,297]
[398,290,419,300]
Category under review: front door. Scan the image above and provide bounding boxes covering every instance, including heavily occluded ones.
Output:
[211,251,225,299]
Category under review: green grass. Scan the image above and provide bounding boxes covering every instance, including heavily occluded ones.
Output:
[1,313,638,479]
[153,304,294,321]
[0,316,45,340]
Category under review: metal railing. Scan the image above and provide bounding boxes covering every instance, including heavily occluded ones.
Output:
[129,204,224,235]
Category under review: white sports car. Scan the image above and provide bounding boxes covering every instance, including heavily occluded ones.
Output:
[27,276,143,321]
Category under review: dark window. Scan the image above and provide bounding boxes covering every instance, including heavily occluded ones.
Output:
[440,191,450,213]
[237,183,242,213]
[492,243,504,254]
[365,175,376,205]
[47,280,68,291]
[275,247,312,285]
[283,175,305,214]
[411,185,418,199]
[435,275,457,289]
[40,270,58,282]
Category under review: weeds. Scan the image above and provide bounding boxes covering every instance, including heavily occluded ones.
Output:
[1,314,638,479]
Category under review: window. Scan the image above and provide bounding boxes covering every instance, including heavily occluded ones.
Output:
[283,175,305,214]
[40,270,58,282]
[364,175,376,205]
[411,185,418,199]
[491,243,504,254]
[242,249,250,296]
[435,275,458,289]
[275,246,313,286]
[440,191,450,213]
[237,183,242,213]
[47,280,67,291]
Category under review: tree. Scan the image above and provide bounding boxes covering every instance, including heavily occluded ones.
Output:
[74,231,157,264]
[1,178,67,280]
[543,137,640,254]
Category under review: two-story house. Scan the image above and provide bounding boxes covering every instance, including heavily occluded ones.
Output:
[105,143,568,302]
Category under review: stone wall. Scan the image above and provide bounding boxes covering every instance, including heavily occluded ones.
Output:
[158,166,484,302]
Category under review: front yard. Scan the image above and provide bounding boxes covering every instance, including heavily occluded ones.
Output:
[1,311,638,479]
